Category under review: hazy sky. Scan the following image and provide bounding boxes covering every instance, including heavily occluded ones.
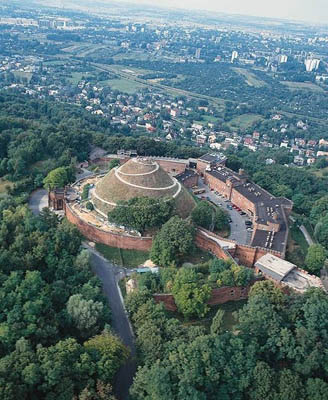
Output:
[119,0,328,24]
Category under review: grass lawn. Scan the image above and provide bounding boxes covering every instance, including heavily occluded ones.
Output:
[194,115,219,126]
[181,299,246,332]
[0,178,13,198]
[68,72,88,85]
[281,81,325,92]
[227,113,263,130]
[286,222,309,267]
[182,247,213,265]
[232,68,267,88]
[106,78,147,93]
[95,243,149,268]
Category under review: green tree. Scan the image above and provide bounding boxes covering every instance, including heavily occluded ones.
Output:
[172,268,211,319]
[249,361,275,400]
[314,214,328,249]
[108,159,120,171]
[306,378,328,400]
[210,309,225,335]
[150,216,195,267]
[84,332,129,382]
[108,197,173,233]
[43,167,69,190]
[191,202,213,229]
[305,244,327,275]
[310,196,328,224]
[67,294,104,338]
[214,208,229,231]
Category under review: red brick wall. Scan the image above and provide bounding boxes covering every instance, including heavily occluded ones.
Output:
[65,204,153,251]
[230,189,255,215]
[234,244,282,267]
[153,283,255,312]
[205,173,231,198]
[180,174,198,188]
[197,160,209,176]
[154,159,187,175]
[153,294,177,311]
[195,230,232,261]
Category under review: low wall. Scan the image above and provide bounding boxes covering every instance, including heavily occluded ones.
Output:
[154,283,254,312]
[234,244,282,268]
[66,203,281,264]
[65,203,153,251]
[195,230,233,261]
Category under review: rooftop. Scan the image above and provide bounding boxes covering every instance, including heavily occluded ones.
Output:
[255,254,326,293]
[255,253,296,282]
[176,168,198,182]
[198,153,226,164]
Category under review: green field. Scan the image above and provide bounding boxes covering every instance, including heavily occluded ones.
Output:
[68,72,87,85]
[233,68,266,88]
[194,115,219,126]
[281,81,325,92]
[95,243,149,268]
[106,78,147,93]
[228,113,263,130]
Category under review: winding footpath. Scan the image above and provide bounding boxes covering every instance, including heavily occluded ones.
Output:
[28,190,136,400]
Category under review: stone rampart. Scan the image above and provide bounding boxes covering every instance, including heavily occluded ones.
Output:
[65,203,153,251]
[153,283,256,312]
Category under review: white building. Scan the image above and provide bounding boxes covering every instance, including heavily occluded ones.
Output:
[231,51,238,63]
[304,58,320,72]
[195,48,201,59]
[278,54,288,63]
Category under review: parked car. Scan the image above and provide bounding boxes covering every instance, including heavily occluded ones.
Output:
[245,221,252,226]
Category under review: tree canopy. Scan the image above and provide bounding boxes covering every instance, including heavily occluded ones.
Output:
[108,196,173,233]
[150,216,195,267]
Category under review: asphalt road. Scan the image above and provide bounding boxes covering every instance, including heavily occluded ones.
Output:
[197,180,251,245]
[28,189,48,215]
[28,190,136,399]
[85,245,136,400]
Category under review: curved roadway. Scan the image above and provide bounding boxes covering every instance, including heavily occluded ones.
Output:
[29,190,136,400]
[84,244,136,400]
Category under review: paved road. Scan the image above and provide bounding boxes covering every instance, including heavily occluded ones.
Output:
[28,189,136,399]
[197,180,251,245]
[28,189,48,215]
[84,244,136,400]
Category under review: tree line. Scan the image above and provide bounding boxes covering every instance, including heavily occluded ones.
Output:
[0,198,127,400]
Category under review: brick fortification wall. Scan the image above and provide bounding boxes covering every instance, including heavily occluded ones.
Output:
[196,229,281,268]
[154,159,187,175]
[154,283,255,312]
[65,204,153,251]
[195,230,233,261]
[233,244,282,268]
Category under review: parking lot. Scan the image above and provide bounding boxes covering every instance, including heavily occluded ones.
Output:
[196,181,252,245]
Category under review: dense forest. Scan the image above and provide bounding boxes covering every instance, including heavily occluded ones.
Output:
[0,199,127,399]
[126,282,328,400]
